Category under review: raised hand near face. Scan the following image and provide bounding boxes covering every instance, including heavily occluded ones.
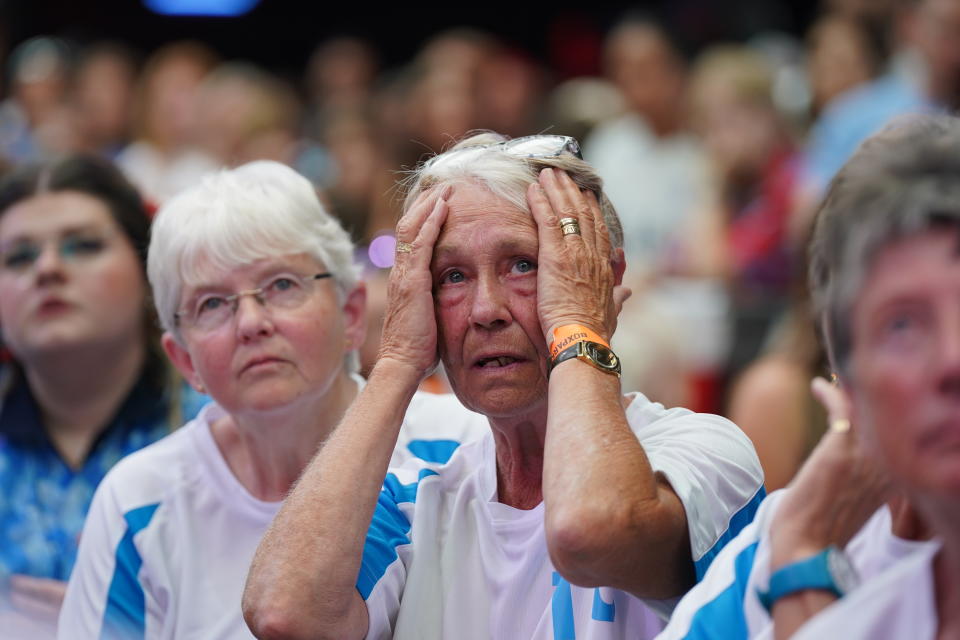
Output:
[769,376,893,569]
[377,184,451,380]
[526,168,625,346]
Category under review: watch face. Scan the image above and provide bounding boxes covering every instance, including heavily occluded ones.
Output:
[826,547,860,594]
[585,343,620,371]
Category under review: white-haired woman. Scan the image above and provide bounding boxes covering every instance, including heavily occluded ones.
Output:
[56,161,486,639]
[243,134,763,639]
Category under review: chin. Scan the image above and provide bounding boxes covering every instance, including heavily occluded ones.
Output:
[451,385,546,420]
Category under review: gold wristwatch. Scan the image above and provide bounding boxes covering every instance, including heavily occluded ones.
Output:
[548,341,621,378]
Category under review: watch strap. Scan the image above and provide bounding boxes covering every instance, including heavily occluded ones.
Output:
[756,546,848,613]
[548,341,621,378]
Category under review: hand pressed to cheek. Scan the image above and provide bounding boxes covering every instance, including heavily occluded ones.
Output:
[376,185,451,379]
[526,170,618,342]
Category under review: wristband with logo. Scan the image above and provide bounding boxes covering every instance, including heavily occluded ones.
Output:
[549,324,609,360]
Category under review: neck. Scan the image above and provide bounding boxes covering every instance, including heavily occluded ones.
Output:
[212,372,360,502]
[24,338,147,469]
[489,405,548,510]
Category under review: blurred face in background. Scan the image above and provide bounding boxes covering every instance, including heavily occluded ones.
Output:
[807,16,877,113]
[139,51,211,151]
[72,47,136,151]
[0,192,146,361]
[848,229,960,503]
[910,0,960,105]
[605,23,685,135]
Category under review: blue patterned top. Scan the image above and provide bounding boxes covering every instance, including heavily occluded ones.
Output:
[0,358,207,584]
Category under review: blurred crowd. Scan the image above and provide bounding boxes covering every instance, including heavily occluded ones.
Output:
[2,0,959,492]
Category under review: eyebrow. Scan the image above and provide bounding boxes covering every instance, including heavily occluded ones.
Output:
[185,263,312,295]
[1,224,110,244]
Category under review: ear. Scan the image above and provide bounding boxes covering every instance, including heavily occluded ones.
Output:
[161,332,206,393]
[341,283,368,352]
[610,247,626,286]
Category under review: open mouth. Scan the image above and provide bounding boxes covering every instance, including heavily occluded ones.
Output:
[475,356,520,368]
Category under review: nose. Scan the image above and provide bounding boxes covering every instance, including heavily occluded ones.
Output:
[33,243,66,285]
[469,273,512,330]
[234,293,275,341]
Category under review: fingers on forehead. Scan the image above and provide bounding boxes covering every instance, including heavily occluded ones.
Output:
[400,185,448,238]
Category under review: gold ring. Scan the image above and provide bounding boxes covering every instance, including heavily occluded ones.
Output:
[830,418,851,434]
[559,217,581,236]
[396,241,414,253]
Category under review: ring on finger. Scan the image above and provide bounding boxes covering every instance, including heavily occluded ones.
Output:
[559,217,581,237]
[396,241,414,253]
[830,418,851,434]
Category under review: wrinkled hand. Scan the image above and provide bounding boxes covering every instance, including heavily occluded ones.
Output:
[769,377,892,569]
[527,168,623,342]
[376,185,451,380]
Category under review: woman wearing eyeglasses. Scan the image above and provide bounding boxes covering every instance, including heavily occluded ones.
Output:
[0,156,207,637]
[243,133,764,639]
[57,160,487,639]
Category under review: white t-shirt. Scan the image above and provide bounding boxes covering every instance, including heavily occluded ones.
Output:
[57,391,489,640]
[655,491,933,640]
[792,540,941,640]
[361,391,765,640]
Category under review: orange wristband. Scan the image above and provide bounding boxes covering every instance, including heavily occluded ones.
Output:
[549,324,609,360]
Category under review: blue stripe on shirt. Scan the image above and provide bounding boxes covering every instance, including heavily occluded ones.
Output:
[682,541,759,640]
[100,503,159,640]
[406,439,460,464]
[694,486,765,581]
[356,469,438,599]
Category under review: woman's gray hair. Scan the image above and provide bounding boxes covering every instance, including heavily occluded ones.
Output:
[808,113,960,376]
[148,161,362,360]
[402,132,624,250]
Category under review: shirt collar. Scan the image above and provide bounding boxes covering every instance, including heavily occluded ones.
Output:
[0,353,169,452]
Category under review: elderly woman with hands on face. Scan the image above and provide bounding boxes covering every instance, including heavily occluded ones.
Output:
[55,161,488,640]
[243,133,763,640]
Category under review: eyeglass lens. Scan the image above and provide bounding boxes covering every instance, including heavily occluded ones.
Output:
[184,273,330,331]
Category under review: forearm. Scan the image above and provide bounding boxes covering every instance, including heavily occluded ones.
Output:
[542,359,691,598]
[243,358,421,640]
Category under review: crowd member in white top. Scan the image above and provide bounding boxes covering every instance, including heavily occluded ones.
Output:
[657,114,960,640]
[242,132,764,640]
[56,161,489,640]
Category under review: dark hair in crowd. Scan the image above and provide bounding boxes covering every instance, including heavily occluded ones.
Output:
[0,154,152,268]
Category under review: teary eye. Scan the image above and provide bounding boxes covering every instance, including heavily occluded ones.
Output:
[512,258,536,274]
[441,270,465,285]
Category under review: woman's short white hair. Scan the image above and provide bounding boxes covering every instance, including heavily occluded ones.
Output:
[148,160,361,354]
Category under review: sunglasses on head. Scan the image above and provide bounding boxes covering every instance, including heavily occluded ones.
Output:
[423,134,582,170]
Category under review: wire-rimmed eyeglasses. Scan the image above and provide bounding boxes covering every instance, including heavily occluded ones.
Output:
[175,272,332,333]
